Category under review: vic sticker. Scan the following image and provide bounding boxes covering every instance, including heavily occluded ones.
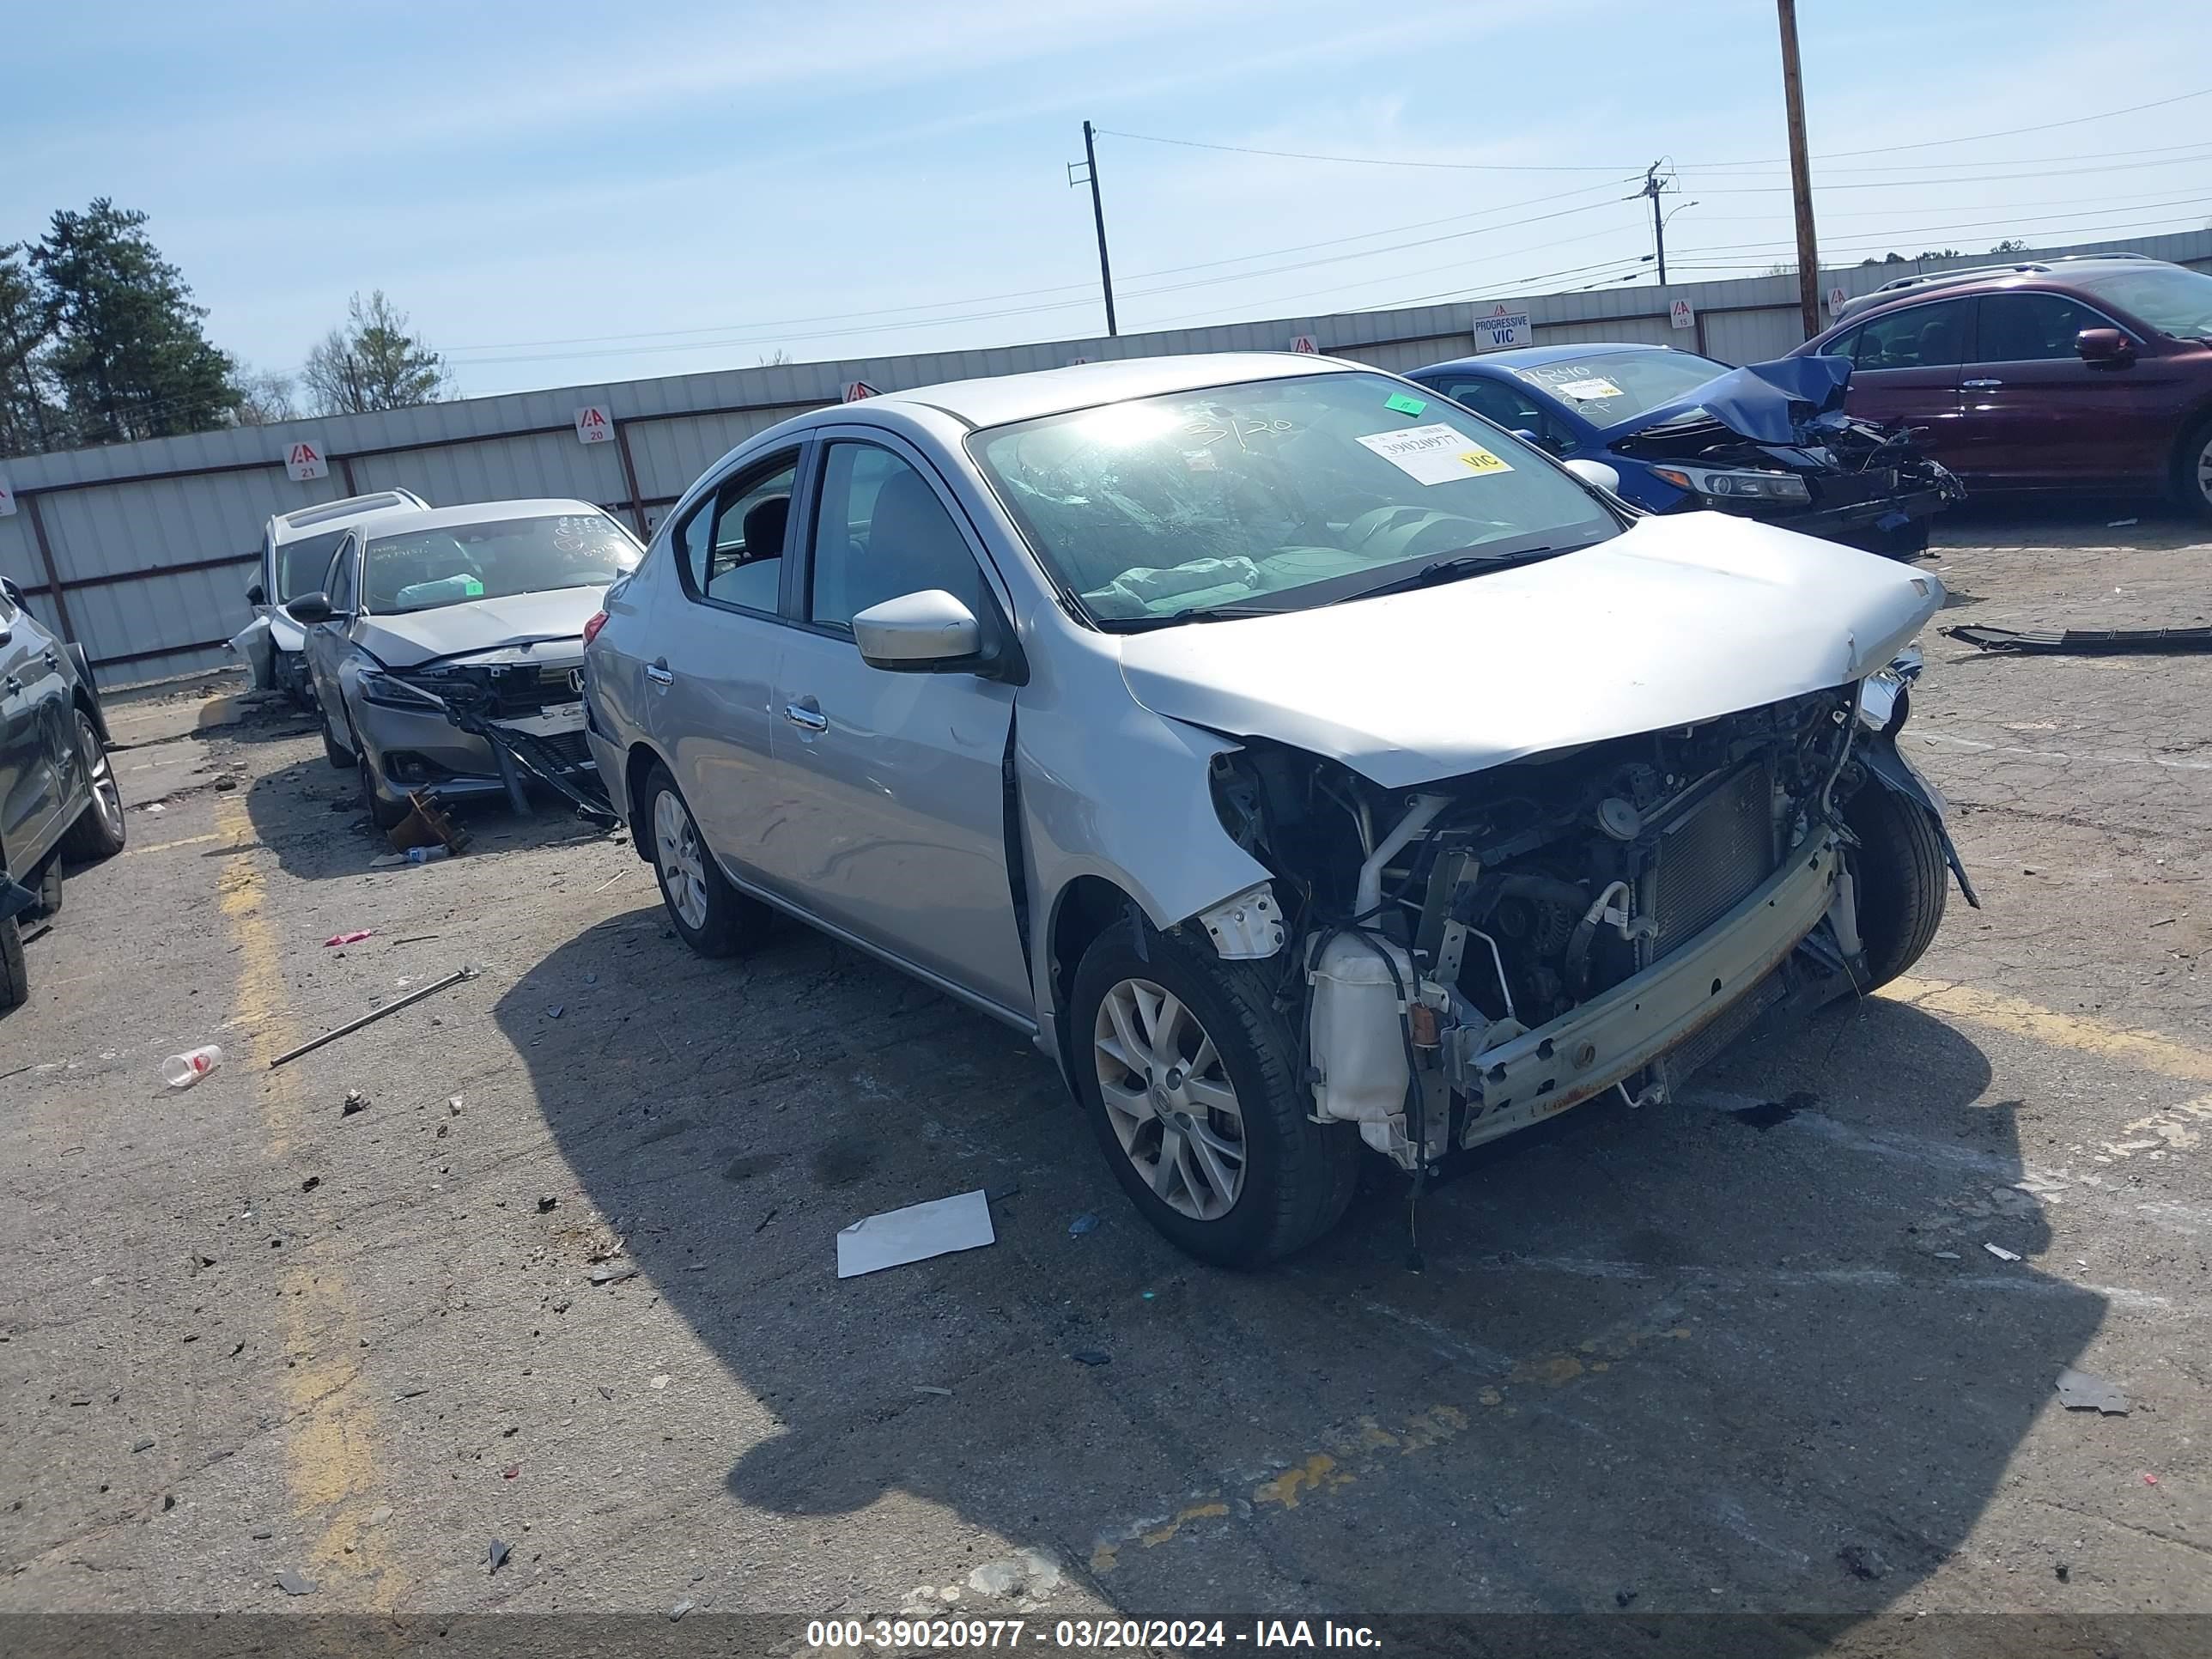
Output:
[1357,422,1516,486]
[1553,377,1625,401]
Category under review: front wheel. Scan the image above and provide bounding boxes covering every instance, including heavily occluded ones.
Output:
[56,710,126,863]
[358,746,411,832]
[2173,416,2212,521]
[0,914,24,1012]
[643,763,763,958]
[1844,782,1948,989]
[1070,918,1359,1267]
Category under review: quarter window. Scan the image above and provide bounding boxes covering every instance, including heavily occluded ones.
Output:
[807,444,980,631]
[676,453,799,613]
[1848,301,1969,370]
[1975,292,2106,362]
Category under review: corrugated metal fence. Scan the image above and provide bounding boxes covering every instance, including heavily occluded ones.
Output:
[3,228,2206,684]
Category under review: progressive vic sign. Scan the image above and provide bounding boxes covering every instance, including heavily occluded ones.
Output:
[1472,304,1533,352]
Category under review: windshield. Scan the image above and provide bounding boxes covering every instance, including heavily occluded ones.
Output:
[1507,350,1730,427]
[967,371,1616,626]
[362,513,641,614]
[2073,265,2212,340]
[276,527,349,602]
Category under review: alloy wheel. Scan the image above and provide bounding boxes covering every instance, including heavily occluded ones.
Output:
[653,789,710,932]
[78,714,123,841]
[2196,431,2212,509]
[1092,977,1247,1221]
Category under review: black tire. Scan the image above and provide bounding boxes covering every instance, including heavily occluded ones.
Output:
[323,718,354,769]
[1844,781,1948,989]
[28,855,63,920]
[358,749,412,832]
[641,763,762,958]
[1069,916,1360,1268]
[2173,414,2212,522]
[56,710,126,863]
[0,914,25,1014]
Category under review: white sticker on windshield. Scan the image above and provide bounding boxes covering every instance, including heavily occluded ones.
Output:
[1553,377,1625,401]
[1356,423,1516,486]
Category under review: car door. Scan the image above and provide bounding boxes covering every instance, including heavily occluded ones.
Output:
[1957,291,2169,488]
[764,432,1030,1015]
[647,447,802,885]
[303,534,360,740]
[0,585,58,859]
[1832,298,1972,471]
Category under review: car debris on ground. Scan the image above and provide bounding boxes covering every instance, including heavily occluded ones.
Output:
[1942,623,2212,655]
[836,1189,996,1279]
[2054,1370,2130,1415]
[269,965,480,1067]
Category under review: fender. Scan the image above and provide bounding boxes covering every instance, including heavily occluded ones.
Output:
[1862,732,1980,908]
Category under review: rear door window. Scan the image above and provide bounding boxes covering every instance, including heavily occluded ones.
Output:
[1848,301,1969,369]
[675,452,800,615]
[1973,292,2106,362]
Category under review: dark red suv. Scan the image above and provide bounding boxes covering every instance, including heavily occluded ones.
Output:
[1794,256,2212,518]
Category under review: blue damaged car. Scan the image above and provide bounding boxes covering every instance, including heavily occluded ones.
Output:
[1407,343,1961,559]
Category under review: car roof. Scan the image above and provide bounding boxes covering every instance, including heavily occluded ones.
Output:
[859,352,1364,428]
[268,490,428,543]
[1410,342,1682,377]
[348,498,612,538]
[1827,258,2172,328]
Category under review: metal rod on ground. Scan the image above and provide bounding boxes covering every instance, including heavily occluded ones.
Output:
[1072,121,1119,337]
[1777,0,1823,340]
[269,966,480,1068]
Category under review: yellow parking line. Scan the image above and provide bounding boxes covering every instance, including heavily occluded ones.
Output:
[1882,976,2212,1085]
[212,792,393,1603]
[126,832,230,857]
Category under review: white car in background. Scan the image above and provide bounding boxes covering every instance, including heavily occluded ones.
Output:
[234,489,431,705]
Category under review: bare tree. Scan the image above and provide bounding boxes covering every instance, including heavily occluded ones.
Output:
[301,290,452,415]
[231,366,299,426]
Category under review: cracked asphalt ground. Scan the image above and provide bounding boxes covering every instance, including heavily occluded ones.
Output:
[1,503,2207,1638]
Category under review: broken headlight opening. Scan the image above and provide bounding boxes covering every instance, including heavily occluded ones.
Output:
[1650,463,1811,504]
[368,662,616,824]
[1207,684,1925,1194]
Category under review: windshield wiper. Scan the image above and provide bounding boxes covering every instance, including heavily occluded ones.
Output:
[1102,602,1285,632]
[1347,544,1567,601]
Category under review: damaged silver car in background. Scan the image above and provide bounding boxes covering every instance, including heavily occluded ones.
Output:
[584,354,1975,1267]
[288,499,641,829]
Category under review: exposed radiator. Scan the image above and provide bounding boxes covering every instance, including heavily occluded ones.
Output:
[1649,764,1775,959]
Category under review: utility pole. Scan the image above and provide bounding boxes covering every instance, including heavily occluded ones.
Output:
[1067,121,1119,337]
[1638,161,1673,286]
[1777,0,1823,338]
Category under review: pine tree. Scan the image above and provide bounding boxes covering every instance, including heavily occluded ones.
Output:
[0,242,60,458]
[32,199,241,446]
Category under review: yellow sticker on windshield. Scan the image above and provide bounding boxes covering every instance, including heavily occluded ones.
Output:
[1457,444,1510,474]
[1358,422,1518,485]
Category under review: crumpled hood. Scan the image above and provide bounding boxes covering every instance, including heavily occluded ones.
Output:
[1117,511,1942,788]
[1602,354,1853,447]
[349,586,605,669]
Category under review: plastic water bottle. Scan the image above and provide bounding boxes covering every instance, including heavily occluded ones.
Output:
[406,845,450,864]
[161,1045,223,1089]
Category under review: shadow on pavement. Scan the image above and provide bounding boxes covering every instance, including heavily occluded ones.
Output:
[499,908,2099,1620]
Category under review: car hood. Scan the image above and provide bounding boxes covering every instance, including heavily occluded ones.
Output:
[1116,511,1942,788]
[1601,354,1853,447]
[353,586,604,669]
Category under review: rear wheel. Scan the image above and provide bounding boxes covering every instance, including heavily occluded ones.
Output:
[56,710,126,863]
[2174,416,2212,521]
[644,763,763,958]
[28,854,63,920]
[1070,917,1359,1267]
[1844,781,1948,989]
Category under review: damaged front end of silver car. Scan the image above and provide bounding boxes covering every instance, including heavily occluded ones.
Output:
[1200,657,1973,1172]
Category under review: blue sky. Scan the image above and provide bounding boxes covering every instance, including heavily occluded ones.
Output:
[9,0,2208,398]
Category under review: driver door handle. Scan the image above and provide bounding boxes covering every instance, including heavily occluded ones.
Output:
[1961,378,2002,389]
[784,700,828,732]
[644,663,674,687]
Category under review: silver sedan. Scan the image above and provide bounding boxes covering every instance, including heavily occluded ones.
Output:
[585,354,1972,1265]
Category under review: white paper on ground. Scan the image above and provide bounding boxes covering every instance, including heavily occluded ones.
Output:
[836,1188,996,1279]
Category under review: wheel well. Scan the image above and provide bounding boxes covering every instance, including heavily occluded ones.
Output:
[624,742,665,862]
[73,689,106,744]
[1047,875,1137,1060]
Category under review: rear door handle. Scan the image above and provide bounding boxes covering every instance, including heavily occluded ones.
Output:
[644,663,673,687]
[783,701,828,732]
[1961,378,2002,389]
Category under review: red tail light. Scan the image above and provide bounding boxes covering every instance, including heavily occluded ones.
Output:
[581,610,610,647]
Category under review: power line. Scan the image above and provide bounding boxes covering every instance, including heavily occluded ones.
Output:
[1677,83,2212,167]
[1095,127,1639,173]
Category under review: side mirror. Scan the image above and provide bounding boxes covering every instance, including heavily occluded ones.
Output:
[286,592,337,625]
[852,589,981,672]
[1562,458,1623,495]
[246,581,267,608]
[0,577,24,608]
[2075,327,2132,365]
